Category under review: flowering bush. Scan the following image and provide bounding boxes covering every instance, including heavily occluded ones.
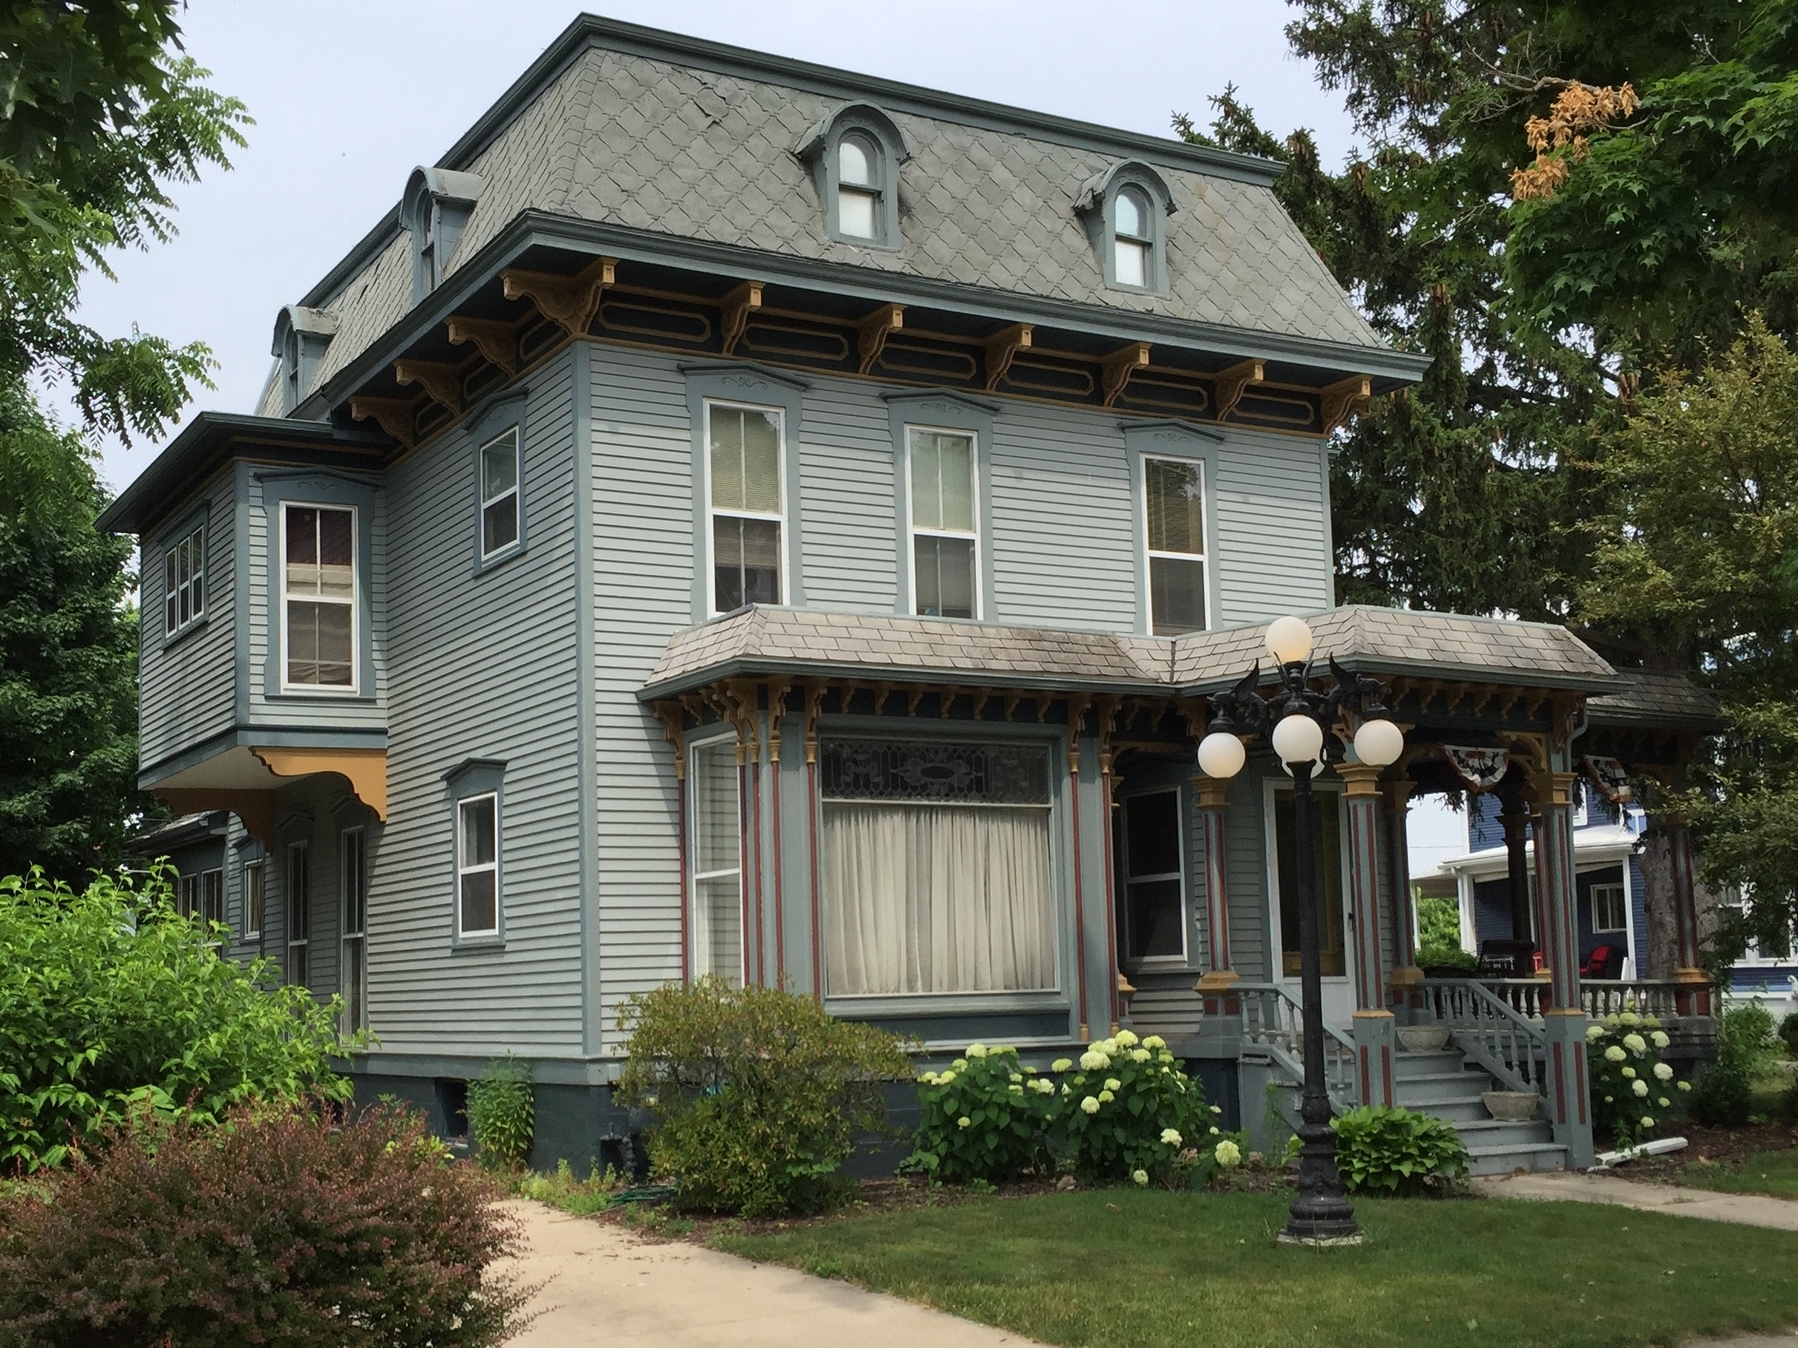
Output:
[1330,1105,1467,1195]
[1053,1031,1215,1186]
[1587,1010,1688,1147]
[906,1044,1056,1182]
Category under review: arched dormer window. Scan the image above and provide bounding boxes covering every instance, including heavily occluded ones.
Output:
[1075,162,1176,294]
[795,103,908,249]
[271,305,339,415]
[400,167,484,304]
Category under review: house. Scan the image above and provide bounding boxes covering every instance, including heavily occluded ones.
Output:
[100,15,1717,1173]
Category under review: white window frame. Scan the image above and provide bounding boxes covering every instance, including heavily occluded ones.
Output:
[688,734,746,986]
[456,792,501,939]
[242,858,264,941]
[1120,786,1188,966]
[905,424,982,620]
[286,842,310,987]
[279,501,359,695]
[1141,455,1210,636]
[162,525,206,638]
[702,399,788,617]
[478,425,521,561]
[1113,185,1154,290]
[1589,880,1627,935]
[341,827,368,1035]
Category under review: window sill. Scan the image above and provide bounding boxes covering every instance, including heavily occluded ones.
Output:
[473,541,527,577]
[268,688,378,703]
[450,935,505,955]
[159,613,211,652]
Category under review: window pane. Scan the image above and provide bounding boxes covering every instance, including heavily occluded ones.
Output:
[838,187,876,239]
[709,407,781,514]
[483,497,518,554]
[691,742,740,875]
[914,534,975,619]
[1125,790,1181,878]
[164,550,179,634]
[694,875,742,986]
[286,506,318,567]
[343,832,367,935]
[912,432,972,532]
[203,871,224,926]
[713,515,780,612]
[482,431,518,500]
[1115,238,1147,287]
[910,436,941,530]
[244,862,264,936]
[189,539,203,617]
[288,600,353,685]
[317,509,353,598]
[460,797,496,867]
[1275,791,1345,978]
[709,407,745,510]
[342,936,365,1033]
[460,870,497,934]
[1149,556,1206,635]
[1145,459,1204,555]
[1116,187,1146,239]
[1126,879,1185,960]
[839,133,875,186]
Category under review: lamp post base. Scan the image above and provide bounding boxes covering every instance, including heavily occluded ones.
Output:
[1281,1118,1361,1245]
[1277,1230,1365,1248]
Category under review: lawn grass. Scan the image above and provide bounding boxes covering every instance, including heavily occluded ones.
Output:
[1677,1147,1798,1199]
[713,1190,1798,1348]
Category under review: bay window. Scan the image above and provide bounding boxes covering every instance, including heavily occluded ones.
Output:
[707,402,784,613]
[282,503,355,688]
[820,739,1056,997]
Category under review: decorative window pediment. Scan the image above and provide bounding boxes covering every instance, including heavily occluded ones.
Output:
[1075,161,1176,294]
[401,166,484,303]
[795,103,909,249]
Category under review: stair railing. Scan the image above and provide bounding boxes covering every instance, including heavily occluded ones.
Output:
[1235,982,1359,1109]
[1418,979,1548,1098]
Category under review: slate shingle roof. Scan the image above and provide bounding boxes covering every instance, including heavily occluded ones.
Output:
[1586,669,1722,728]
[641,605,1620,698]
[287,21,1392,403]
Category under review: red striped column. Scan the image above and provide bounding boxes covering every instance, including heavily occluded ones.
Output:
[1534,767,1596,1166]
[1338,764,1386,1013]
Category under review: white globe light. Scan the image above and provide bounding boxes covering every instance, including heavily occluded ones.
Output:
[1197,731,1247,780]
[1265,615,1314,666]
[1270,713,1325,766]
[1354,718,1405,768]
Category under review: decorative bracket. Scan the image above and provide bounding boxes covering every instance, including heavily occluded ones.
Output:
[650,701,688,780]
[1211,358,1265,420]
[445,315,520,374]
[803,680,829,765]
[393,359,464,415]
[857,303,905,374]
[983,323,1033,391]
[1320,374,1372,434]
[348,396,418,447]
[720,280,764,357]
[501,256,616,340]
[1100,342,1150,408]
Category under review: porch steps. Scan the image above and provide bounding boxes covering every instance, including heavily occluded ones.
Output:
[1392,1048,1570,1176]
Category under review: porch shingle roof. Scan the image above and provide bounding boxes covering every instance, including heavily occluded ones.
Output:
[1586,669,1722,730]
[639,604,1620,700]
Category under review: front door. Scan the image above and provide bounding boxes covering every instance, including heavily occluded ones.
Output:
[1268,784,1355,1030]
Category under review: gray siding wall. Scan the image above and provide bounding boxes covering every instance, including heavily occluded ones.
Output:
[139,478,236,774]
[372,351,585,1057]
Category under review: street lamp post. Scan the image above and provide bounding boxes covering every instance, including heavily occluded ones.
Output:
[1196,616,1404,1246]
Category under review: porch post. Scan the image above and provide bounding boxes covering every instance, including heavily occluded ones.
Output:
[1341,762,1396,1106]
[1383,780,1423,1006]
[1532,767,1596,1167]
[1663,814,1714,1016]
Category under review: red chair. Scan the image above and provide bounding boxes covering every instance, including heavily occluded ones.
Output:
[1581,944,1623,979]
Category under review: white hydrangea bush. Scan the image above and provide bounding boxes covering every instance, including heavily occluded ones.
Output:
[1586,1010,1689,1148]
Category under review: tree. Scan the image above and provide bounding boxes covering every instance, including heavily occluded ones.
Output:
[0,378,140,880]
[1,1,246,443]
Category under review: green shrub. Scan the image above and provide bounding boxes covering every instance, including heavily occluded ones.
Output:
[906,1043,1055,1183]
[1587,1011,1689,1148]
[1330,1104,1468,1195]
[1055,1030,1216,1186]
[0,1098,528,1346]
[1779,1011,1798,1060]
[1690,1001,1777,1128]
[467,1056,534,1170]
[1416,943,1478,972]
[0,867,349,1171]
[519,1158,616,1215]
[616,977,912,1218]
[1415,895,1462,951]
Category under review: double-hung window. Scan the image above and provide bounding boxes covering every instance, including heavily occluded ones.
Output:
[836,132,882,240]
[1590,881,1627,934]
[242,859,264,941]
[1113,186,1153,288]
[819,739,1057,997]
[688,738,743,987]
[163,526,205,637]
[1143,457,1208,635]
[707,403,784,613]
[1122,789,1186,962]
[457,794,500,938]
[479,427,520,558]
[908,429,979,619]
[283,504,355,689]
[287,842,310,986]
[177,869,223,926]
[341,828,368,1034]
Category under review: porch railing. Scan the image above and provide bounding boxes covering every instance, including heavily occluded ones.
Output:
[1463,978,1696,1023]
[1235,982,1358,1109]
[1416,979,1548,1098]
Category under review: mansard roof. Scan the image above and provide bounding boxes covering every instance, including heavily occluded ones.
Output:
[273,14,1409,411]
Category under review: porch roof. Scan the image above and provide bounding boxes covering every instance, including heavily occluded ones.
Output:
[1585,669,1722,731]
[638,604,1621,700]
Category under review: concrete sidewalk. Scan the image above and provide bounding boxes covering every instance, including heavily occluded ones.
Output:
[503,1200,1037,1347]
[1474,1170,1798,1230]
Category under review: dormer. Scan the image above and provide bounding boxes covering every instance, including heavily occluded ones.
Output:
[272,305,340,415]
[1074,161,1177,295]
[401,167,484,304]
[795,103,910,250]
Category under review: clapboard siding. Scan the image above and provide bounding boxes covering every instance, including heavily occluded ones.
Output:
[371,351,584,1056]
[139,480,236,772]
[1211,428,1333,624]
[796,381,899,612]
[1224,767,1271,982]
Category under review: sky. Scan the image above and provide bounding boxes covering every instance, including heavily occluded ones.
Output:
[62,1,1468,863]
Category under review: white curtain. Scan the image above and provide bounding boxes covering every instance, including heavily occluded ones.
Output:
[822,803,1055,996]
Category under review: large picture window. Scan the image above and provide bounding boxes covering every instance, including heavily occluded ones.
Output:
[908,428,979,619]
[689,738,744,986]
[282,504,355,688]
[706,403,784,614]
[162,526,205,637]
[1121,789,1186,962]
[1273,789,1345,978]
[457,794,500,937]
[820,739,1056,997]
[1144,457,1207,635]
